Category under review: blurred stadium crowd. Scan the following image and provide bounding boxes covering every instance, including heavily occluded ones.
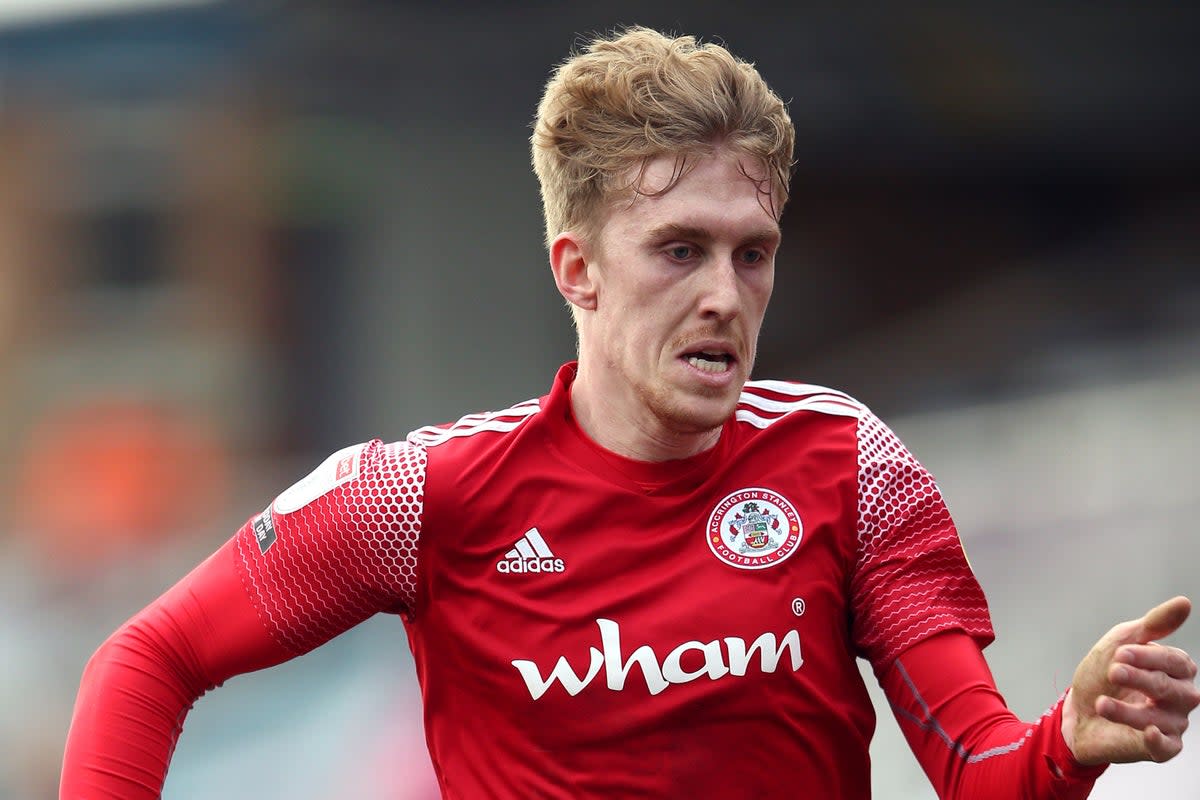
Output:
[0,2,1196,798]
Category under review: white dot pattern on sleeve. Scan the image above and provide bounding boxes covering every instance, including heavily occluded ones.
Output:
[852,411,993,667]
[235,439,427,655]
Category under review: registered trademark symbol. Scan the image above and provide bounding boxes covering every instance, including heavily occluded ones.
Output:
[791,597,806,616]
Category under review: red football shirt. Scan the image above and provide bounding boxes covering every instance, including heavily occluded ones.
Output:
[233,362,994,798]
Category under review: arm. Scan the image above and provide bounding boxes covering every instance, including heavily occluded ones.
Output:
[850,410,1196,794]
[61,438,427,798]
[881,631,1105,800]
[60,538,292,799]
[883,600,1199,800]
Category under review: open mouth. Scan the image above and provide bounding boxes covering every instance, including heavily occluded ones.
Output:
[684,351,734,374]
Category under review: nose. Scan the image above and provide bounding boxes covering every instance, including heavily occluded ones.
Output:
[698,258,741,322]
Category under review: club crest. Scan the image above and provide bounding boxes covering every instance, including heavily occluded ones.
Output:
[706,487,802,570]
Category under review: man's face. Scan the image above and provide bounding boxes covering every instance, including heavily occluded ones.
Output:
[580,149,780,440]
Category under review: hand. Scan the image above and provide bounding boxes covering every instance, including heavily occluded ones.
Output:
[1064,596,1200,766]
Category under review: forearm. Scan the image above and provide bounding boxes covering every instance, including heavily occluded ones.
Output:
[62,440,423,798]
[61,539,292,799]
[62,624,202,799]
[882,632,1106,800]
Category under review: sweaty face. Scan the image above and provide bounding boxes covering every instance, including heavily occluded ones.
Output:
[575,149,780,457]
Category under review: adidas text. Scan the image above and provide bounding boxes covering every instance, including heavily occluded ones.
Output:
[497,557,565,574]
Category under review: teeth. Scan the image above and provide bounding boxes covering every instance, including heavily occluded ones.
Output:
[687,355,730,373]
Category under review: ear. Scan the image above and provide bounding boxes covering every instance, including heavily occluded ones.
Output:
[549,231,598,312]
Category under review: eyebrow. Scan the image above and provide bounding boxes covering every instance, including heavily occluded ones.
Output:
[646,222,781,247]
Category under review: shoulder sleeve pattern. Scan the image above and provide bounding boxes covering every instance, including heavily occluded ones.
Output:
[234,438,427,655]
[851,410,994,668]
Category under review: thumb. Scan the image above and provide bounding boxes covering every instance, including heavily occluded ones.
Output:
[1135,596,1191,644]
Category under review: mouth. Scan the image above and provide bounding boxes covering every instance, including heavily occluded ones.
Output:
[682,349,736,375]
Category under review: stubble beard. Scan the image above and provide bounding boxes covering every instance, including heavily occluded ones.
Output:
[636,363,744,440]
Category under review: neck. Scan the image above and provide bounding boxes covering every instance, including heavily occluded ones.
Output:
[569,364,723,462]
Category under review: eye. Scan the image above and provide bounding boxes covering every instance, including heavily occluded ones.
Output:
[667,244,695,261]
[739,248,768,266]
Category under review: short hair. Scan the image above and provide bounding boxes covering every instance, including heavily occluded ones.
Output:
[531,26,795,250]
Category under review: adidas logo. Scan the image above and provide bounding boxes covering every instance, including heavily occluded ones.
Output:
[497,527,565,574]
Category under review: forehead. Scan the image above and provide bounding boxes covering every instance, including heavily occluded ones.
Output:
[640,148,772,193]
[604,150,781,236]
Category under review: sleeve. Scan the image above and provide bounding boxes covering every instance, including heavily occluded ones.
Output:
[850,408,995,667]
[880,631,1107,799]
[60,538,291,799]
[234,438,427,652]
[60,438,428,799]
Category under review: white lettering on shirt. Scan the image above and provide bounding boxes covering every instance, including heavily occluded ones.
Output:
[511,618,803,700]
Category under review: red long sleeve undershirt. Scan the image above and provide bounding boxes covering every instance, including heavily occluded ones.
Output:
[60,533,1105,799]
[880,631,1106,798]
[61,539,292,799]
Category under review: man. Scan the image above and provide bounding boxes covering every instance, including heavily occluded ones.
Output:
[61,27,1197,799]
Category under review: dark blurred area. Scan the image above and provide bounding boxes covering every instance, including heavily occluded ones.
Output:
[0,2,1196,798]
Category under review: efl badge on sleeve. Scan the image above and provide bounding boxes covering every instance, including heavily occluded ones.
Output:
[273,443,365,515]
[707,487,802,570]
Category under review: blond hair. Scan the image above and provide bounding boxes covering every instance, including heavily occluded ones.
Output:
[531,26,795,249]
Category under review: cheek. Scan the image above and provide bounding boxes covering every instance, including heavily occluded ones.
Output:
[749,272,774,314]
[758,267,777,304]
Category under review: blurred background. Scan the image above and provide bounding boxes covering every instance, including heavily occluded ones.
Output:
[0,0,1196,797]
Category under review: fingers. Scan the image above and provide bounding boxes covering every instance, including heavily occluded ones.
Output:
[1115,643,1200,681]
[1099,649,1200,752]
[1109,656,1200,715]
[1096,692,1190,767]
[1097,691,1190,735]
[1089,698,1186,763]
[1142,724,1182,763]
[1144,724,1185,763]
[1138,596,1192,643]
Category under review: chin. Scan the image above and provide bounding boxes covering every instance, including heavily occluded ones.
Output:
[657,390,739,434]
